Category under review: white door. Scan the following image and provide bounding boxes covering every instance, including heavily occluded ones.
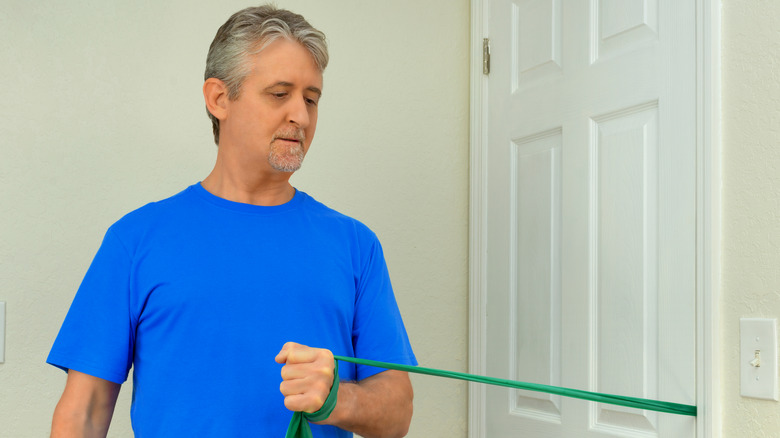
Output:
[483,0,697,436]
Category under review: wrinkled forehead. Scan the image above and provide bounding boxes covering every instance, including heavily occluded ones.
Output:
[244,39,324,90]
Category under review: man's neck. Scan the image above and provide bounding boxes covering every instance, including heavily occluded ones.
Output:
[201,162,296,207]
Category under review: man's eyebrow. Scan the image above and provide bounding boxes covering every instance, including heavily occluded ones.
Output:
[265,81,322,97]
[306,86,322,97]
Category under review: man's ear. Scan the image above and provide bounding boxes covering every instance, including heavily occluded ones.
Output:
[203,78,229,121]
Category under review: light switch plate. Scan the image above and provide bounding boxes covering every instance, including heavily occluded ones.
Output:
[740,318,778,400]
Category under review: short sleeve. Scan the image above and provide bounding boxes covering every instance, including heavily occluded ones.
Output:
[47,228,135,384]
[352,235,417,381]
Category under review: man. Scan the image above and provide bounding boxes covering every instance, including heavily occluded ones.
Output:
[48,5,416,437]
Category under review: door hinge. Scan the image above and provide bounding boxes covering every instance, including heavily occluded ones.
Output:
[482,38,490,75]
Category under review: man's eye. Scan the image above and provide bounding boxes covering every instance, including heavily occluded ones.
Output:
[272,92,287,98]
[305,98,318,106]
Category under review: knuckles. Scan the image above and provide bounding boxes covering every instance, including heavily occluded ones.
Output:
[318,365,333,378]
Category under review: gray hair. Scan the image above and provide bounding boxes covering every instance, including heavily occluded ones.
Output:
[204,5,328,145]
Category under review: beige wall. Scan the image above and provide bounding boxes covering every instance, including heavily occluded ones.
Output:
[721,0,780,436]
[0,1,469,436]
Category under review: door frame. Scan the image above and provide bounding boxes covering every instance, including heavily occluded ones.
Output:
[467,1,722,437]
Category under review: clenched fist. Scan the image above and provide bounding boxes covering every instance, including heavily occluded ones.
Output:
[275,342,337,414]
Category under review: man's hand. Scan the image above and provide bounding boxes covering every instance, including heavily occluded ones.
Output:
[275,342,336,413]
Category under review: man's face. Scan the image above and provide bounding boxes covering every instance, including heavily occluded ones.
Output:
[219,38,323,175]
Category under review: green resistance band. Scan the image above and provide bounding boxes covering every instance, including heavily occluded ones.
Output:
[286,355,696,437]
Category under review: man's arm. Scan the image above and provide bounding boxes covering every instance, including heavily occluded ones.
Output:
[276,343,413,438]
[51,370,121,438]
[322,370,413,437]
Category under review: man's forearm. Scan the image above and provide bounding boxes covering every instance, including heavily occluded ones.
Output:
[320,370,413,438]
[51,402,115,438]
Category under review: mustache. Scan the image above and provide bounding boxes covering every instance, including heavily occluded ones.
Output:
[272,128,305,142]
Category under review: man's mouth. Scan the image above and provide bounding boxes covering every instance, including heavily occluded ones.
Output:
[273,129,305,144]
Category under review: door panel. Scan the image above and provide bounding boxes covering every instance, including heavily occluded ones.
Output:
[509,129,562,421]
[485,0,696,436]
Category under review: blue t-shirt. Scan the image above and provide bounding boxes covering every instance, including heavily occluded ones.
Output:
[47,183,417,437]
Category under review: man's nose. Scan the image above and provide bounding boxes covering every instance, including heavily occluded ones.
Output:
[287,95,310,128]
